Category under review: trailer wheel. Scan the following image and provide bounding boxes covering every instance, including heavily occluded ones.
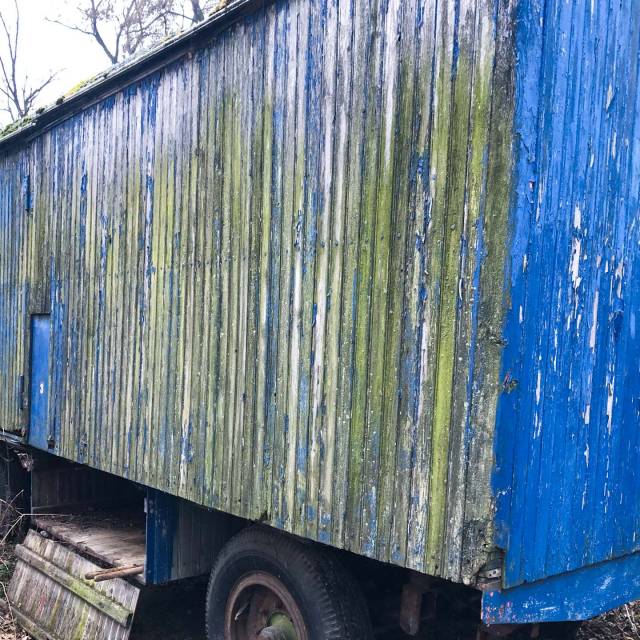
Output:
[205,526,372,640]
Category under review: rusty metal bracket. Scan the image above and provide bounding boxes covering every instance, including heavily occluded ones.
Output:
[477,552,504,592]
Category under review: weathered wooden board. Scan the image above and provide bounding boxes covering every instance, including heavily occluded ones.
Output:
[0,0,514,585]
[34,512,146,580]
[8,529,139,640]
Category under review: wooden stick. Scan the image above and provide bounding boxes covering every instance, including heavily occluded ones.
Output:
[85,564,144,581]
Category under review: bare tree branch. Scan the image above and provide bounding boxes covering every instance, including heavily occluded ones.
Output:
[51,0,215,65]
[0,0,58,120]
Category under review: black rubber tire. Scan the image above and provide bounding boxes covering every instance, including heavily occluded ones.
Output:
[205,526,373,640]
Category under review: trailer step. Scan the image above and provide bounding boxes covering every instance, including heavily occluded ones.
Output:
[8,529,140,640]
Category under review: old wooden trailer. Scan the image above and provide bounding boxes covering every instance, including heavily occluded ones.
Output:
[0,0,639,637]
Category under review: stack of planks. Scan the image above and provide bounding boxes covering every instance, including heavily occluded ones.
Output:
[8,529,140,639]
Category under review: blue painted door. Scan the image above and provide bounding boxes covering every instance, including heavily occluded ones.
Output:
[29,316,51,450]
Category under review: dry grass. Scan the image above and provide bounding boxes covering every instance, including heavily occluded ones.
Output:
[0,494,30,640]
[577,602,640,640]
[0,544,29,640]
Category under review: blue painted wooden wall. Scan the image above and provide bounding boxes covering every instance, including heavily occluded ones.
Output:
[495,0,640,590]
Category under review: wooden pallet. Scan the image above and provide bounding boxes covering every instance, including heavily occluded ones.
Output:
[8,529,140,640]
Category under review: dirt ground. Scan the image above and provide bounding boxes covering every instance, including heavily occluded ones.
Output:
[0,543,637,640]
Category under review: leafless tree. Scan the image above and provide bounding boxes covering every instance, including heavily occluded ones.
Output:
[0,0,57,120]
[51,0,218,66]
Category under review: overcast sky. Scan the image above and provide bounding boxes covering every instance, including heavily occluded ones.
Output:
[0,1,112,124]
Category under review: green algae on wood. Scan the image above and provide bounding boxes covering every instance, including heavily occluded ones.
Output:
[0,0,516,587]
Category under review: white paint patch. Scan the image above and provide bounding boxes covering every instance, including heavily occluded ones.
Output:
[573,204,581,229]
[615,260,624,298]
[570,237,582,289]
[523,253,528,271]
[382,0,400,168]
[519,305,523,324]
[607,379,615,434]
[606,83,615,110]
[589,291,599,350]
[584,403,591,425]
[535,369,542,405]
[611,131,617,158]
[584,444,590,467]
[600,575,613,591]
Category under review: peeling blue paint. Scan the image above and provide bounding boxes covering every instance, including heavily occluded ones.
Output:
[493,0,640,604]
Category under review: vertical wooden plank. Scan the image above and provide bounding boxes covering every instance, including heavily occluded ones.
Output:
[319,0,354,545]
[253,0,278,521]
[307,0,338,541]
[204,41,224,505]
[273,0,299,529]
[346,0,383,552]
[241,15,266,516]
[422,0,458,575]
[448,0,501,580]
[372,0,407,562]
[383,0,422,566]
[284,0,310,532]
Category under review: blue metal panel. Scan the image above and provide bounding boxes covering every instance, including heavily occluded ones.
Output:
[482,551,640,625]
[29,316,51,451]
[495,0,640,589]
[145,489,177,585]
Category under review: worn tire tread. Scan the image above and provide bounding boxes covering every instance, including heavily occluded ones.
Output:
[206,526,372,640]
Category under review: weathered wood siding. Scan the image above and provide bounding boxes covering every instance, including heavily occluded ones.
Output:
[0,153,31,433]
[0,0,514,583]
[495,0,640,588]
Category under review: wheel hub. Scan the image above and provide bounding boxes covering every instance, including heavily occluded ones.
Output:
[225,571,308,640]
[257,613,297,640]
